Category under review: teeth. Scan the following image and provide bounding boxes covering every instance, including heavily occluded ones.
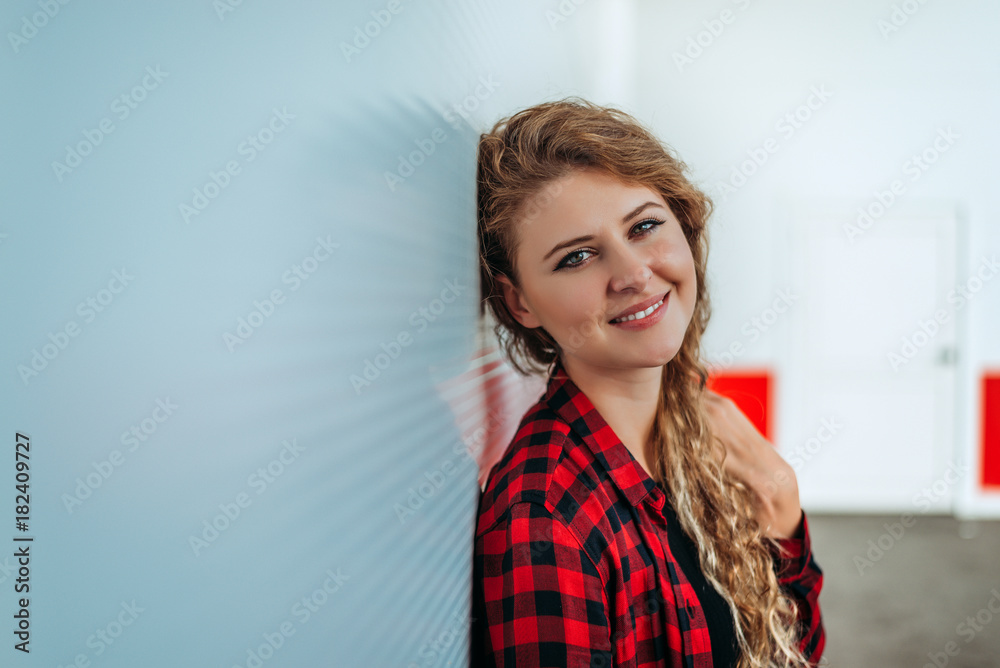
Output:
[612,296,665,323]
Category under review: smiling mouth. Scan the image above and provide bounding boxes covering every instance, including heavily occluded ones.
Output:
[609,295,667,324]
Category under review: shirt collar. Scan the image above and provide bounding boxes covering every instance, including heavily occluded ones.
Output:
[542,357,665,511]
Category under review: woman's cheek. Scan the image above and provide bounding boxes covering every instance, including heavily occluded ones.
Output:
[565,315,603,353]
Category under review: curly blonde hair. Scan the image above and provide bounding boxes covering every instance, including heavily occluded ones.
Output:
[477,97,809,668]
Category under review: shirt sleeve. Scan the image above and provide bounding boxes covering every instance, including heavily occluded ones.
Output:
[472,500,614,667]
[767,510,826,666]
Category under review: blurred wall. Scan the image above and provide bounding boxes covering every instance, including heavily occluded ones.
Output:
[2,1,998,667]
[0,1,587,666]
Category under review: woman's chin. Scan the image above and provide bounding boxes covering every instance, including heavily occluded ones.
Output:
[645,342,683,367]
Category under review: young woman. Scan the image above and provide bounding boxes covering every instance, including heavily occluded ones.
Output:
[471,98,825,667]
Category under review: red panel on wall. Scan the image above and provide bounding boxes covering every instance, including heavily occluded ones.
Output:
[982,373,1000,489]
[705,370,773,443]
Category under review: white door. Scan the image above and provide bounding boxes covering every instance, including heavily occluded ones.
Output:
[776,201,959,513]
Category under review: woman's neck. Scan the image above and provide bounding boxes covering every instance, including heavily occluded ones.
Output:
[560,357,663,478]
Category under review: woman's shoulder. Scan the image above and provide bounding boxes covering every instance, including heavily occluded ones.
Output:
[475,398,611,539]
[479,399,572,502]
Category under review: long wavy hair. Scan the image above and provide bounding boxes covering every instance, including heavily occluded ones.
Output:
[477,97,808,668]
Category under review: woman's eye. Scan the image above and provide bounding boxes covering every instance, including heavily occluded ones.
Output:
[557,249,591,269]
[632,217,665,236]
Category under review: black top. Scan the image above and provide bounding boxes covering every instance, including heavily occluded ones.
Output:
[660,494,740,666]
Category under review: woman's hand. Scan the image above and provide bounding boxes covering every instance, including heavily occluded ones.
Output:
[703,390,803,539]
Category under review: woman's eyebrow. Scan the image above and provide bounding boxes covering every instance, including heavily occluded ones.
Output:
[541,201,664,262]
[622,201,662,222]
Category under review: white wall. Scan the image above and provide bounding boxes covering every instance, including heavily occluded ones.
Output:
[616,0,1000,515]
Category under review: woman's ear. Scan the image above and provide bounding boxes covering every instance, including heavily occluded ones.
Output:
[495,274,542,329]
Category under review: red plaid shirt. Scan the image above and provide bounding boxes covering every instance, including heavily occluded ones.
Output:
[471,359,825,667]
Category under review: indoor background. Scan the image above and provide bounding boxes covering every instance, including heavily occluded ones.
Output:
[1,1,997,666]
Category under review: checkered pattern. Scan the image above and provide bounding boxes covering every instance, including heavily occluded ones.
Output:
[471,358,825,667]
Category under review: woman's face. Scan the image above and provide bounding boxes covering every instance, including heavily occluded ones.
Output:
[498,166,698,377]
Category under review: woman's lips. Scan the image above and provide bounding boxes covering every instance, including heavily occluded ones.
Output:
[609,293,669,329]
[609,291,669,323]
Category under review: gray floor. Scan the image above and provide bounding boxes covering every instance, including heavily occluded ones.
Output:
[807,514,1000,667]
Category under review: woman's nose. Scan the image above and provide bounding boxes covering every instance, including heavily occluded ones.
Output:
[609,248,652,293]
